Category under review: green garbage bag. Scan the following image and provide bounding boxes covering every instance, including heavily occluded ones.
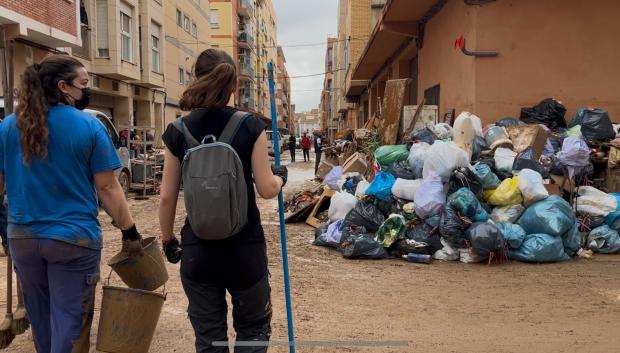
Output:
[375,214,406,248]
[374,145,409,171]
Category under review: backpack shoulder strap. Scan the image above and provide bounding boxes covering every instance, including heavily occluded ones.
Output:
[171,117,201,148]
[219,111,252,145]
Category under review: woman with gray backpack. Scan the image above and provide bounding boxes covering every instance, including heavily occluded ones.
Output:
[158,49,288,353]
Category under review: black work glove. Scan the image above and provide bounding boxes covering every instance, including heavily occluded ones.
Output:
[121,224,144,256]
[271,164,288,187]
[163,237,182,264]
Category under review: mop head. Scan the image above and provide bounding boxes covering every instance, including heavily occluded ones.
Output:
[0,314,15,349]
[11,307,29,335]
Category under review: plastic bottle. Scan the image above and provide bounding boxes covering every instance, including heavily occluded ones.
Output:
[402,253,432,264]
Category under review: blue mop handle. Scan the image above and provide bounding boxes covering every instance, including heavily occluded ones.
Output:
[267,62,296,353]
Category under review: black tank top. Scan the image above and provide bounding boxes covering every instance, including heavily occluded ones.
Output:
[162,107,268,289]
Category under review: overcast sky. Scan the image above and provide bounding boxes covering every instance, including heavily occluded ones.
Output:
[272,0,338,113]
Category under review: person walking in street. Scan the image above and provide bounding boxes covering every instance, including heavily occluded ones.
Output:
[301,133,311,162]
[0,55,143,353]
[158,49,288,353]
[314,132,323,176]
[288,134,296,162]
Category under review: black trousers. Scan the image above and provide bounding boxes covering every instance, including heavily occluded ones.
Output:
[182,274,272,353]
[314,152,322,176]
[289,147,296,162]
[302,149,310,162]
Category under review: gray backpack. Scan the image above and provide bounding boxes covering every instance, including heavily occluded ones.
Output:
[172,111,251,240]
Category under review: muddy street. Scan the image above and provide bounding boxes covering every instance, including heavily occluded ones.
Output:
[2,152,620,353]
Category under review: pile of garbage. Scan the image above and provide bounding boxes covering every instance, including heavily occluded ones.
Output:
[308,99,620,264]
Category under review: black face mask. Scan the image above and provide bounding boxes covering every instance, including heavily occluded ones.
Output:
[71,86,91,110]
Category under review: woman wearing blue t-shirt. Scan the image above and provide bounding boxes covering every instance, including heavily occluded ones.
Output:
[0,55,143,353]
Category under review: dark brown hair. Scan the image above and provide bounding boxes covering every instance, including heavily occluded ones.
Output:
[16,55,85,163]
[179,49,237,111]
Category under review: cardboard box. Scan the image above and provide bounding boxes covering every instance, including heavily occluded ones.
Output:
[306,189,336,228]
[343,152,368,175]
[506,124,549,158]
[316,160,336,180]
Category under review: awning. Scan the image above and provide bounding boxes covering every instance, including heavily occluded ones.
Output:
[352,0,439,81]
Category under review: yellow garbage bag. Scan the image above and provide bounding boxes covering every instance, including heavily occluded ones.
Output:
[484,176,523,206]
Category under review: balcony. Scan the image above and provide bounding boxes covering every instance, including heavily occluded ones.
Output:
[238,0,254,18]
[240,93,255,110]
[238,32,254,49]
[73,25,91,60]
[238,61,255,81]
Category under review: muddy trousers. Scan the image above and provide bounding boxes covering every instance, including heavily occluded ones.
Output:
[181,274,272,353]
[9,238,100,353]
[314,152,322,176]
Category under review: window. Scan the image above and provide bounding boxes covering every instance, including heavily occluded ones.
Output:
[96,0,109,57]
[210,10,220,28]
[120,5,132,62]
[192,22,197,37]
[176,9,182,26]
[183,15,190,32]
[151,22,161,73]
[178,67,185,84]
[186,71,192,85]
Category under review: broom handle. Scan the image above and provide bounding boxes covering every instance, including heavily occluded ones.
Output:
[5,255,12,315]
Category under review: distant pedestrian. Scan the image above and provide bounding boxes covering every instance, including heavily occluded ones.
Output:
[301,133,311,162]
[314,132,323,176]
[288,134,296,162]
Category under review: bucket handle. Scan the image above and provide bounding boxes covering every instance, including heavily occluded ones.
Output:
[106,268,167,299]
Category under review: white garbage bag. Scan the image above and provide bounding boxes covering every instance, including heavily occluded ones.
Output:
[422,141,470,180]
[518,169,549,205]
[328,192,358,222]
[324,166,343,190]
[391,178,423,201]
[407,142,431,167]
[433,238,459,261]
[576,186,617,217]
[414,174,446,218]
[558,136,591,167]
[432,123,453,140]
[494,147,518,173]
[490,204,526,224]
[355,180,370,198]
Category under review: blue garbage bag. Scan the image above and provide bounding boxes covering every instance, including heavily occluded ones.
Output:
[365,172,396,201]
[496,223,526,249]
[518,196,575,238]
[562,224,582,257]
[509,233,570,263]
[447,188,489,222]
[473,163,501,190]
[587,225,620,254]
[605,193,620,227]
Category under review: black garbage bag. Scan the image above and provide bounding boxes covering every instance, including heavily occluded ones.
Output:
[520,98,567,130]
[388,161,418,180]
[374,196,399,218]
[569,108,616,142]
[343,200,385,234]
[496,117,522,128]
[406,223,443,254]
[612,217,620,233]
[314,222,330,240]
[313,222,336,248]
[512,147,550,178]
[409,128,437,145]
[340,233,389,259]
[447,167,484,201]
[439,206,470,248]
[465,223,504,257]
[471,136,490,162]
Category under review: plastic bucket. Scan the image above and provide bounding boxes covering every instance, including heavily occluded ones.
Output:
[108,237,169,291]
[96,286,165,353]
[485,126,513,150]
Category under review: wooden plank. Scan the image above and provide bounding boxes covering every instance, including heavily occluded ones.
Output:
[379,79,410,145]
[306,189,335,228]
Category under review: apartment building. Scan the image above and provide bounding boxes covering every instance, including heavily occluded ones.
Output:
[209,0,284,126]
[350,0,620,125]
[331,0,386,133]
[276,45,292,132]
[295,109,321,137]
[319,37,336,141]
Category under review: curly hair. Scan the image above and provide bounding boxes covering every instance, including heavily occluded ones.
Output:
[179,49,237,111]
[16,55,84,164]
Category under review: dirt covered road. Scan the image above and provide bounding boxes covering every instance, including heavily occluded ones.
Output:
[2,153,620,353]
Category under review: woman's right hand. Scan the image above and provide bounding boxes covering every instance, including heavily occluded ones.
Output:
[162,236,182,264]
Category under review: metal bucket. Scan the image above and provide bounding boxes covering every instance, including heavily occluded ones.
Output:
[485,126,513,150]
[108,237,169,291]
[96,286,165,353]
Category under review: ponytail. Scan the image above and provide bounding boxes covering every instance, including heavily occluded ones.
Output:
[179,49,237,111]
[15,55,83,164]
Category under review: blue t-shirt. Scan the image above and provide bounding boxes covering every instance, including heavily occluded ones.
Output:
[0,105,121,249]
